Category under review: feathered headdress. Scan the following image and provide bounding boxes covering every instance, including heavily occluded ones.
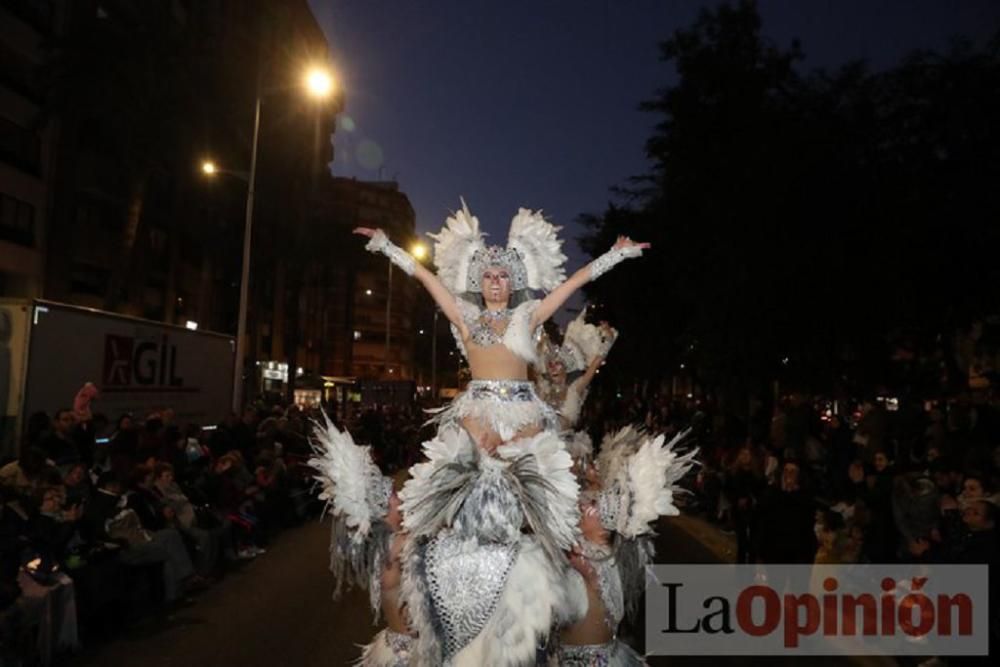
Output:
[596,429,698,539]
[428,200,567,295]
[563,308,618,369]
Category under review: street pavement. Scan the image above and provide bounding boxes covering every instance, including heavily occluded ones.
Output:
[68,516,895,667]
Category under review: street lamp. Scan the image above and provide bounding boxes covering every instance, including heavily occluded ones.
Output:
[209,63,336,413]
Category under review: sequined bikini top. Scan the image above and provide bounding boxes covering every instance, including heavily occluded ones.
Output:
[468,308,512,347]
[450,297,542,365]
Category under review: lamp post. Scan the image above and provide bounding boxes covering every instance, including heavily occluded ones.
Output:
[203,66,336,413]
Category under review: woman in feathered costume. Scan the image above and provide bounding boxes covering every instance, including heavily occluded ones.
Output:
[337,201,648,665]
[536,309,618,466]
[554,431,697,665]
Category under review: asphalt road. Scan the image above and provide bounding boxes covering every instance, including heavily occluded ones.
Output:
[69,518,888,667]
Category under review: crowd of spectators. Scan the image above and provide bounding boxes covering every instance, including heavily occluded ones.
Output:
[0,395,319,665]
[581,387,1000,657]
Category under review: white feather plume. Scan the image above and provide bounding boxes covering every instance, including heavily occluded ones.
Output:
[428,198,486,294]
[566,430,594,463]
[563,308,618,370]
[506,208,567,292]
[308,412,385,541]
[622,430,698,538]
[498,430,580,553]
[595,425,646,489]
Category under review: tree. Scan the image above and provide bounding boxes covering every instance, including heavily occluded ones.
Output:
[581,1,1000,407]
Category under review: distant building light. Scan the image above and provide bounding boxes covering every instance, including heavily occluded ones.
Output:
[185,321,198,330]
[296,367,304,376]
[686,393,694,399]
[365,289,372,296]
[419,329,425,335]
[353,330,362,340]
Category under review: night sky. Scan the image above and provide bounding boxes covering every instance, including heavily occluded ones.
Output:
[309,0,1000,266]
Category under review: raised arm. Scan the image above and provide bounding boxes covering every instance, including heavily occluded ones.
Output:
[572,355,604,397]
[531,236,649,328]
[353,228,469,338]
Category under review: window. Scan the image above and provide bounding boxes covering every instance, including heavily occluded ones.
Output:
[0,192,35,246]
[0,42,41,101]
[0,0,54,33]
[69,261,109,296]
[0,116,41,174]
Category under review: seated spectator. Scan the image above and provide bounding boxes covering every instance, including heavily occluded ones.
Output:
[152,463,227,575]
[0,447,49,500]
[39,410,80,473]
[957,472,997,507]
[83,472,200,602]
[62,462,92,508]
[125,465,173,532]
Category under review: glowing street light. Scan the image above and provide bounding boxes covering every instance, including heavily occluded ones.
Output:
[304,67,334,98]
[201,160,217,176]
[411,242,428,261]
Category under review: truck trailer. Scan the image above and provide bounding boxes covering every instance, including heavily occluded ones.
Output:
[0,299,235,461]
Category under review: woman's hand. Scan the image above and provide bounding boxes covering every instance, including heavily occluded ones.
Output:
[612,235,651,251]
[353,227,378,239]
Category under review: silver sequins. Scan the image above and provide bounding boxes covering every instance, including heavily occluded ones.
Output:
[424,533,520,659]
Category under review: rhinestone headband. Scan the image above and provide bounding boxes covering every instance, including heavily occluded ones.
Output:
[466,246,528,292]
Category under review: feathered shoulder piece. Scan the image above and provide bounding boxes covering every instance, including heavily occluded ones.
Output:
[309,412,392,540]
[308,412,394,598]
[597,430,698,539]
[507,208,567,292]
[562,308,618,371]
[428,198,486,294]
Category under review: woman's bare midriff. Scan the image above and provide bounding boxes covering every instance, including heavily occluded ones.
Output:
[463,340,540,452]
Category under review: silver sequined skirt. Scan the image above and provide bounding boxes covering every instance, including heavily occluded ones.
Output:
[426,379,558,442]
[555,639,646,666]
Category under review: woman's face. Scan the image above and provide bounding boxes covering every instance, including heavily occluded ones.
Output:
[546,357,566,378]
[962,478,983,500]
[737,448,752,466]
[873,452,888,472]
[481,266,511,305]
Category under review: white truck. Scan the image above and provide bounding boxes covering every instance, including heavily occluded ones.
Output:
[0,299,235,460]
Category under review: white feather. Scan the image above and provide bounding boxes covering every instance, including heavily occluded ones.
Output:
[566,430,594,463]
[595,425,646,489]
[563,308,618,370]
[498,431,580,552]
[623,430,697,538]
[452,537,566,666]
[357,629,412,666]
[506,208,567,292]
[428,199,486,294]
[308,412,382,540]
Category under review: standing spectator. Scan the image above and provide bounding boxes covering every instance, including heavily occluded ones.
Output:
[724,444,764,564]
[755,461,817,564]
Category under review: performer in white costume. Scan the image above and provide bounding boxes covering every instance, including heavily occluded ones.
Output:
[338,201,649,665]
[308,415,414,666]
[536,309,618,465]
[553,431,697,666]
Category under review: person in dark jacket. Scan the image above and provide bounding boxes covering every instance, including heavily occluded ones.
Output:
[755,461,817,564]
